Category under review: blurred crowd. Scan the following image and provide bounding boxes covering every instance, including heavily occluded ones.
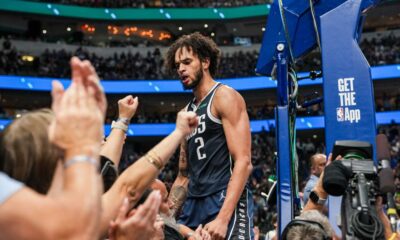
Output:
[0,33,399,80]
[0,41,260,80]
[1,89,400,122]
[361,33,400,66]
[34,0,271,8]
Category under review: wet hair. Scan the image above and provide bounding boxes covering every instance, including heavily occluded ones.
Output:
[165,32,221,77]
[0,109,63,194]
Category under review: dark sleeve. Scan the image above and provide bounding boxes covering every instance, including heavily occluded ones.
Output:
[100,155,118,192]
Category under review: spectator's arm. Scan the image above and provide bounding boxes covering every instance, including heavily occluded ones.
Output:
[100,95,138,166]
[100,112,198,235]
[0,154,100,240]
[179,224,211,240]
[179,223,196,239]
[376,196,395,240]
[0,57,104,240]
[304,154,337,212]
[303,171,328,212]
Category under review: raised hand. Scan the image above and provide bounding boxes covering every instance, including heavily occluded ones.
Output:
[118,95,139,121]
[175,111,198,136]
[151,215,165,240]
[81,59,107,118]
[109,191,162,240]
[49,57,104,154]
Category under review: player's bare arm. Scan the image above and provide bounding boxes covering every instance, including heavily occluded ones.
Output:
[204,85,252,238]
[169,139,190,217]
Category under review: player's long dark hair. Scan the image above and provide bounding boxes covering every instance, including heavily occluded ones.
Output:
[165,32,221,78]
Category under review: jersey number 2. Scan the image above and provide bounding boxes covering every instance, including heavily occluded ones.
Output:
[194,114,206,160]
[195,137,206,160]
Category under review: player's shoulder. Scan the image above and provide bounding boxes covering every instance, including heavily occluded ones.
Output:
[215,84,241,99]
[213,84,246,114]
[215,84,244,103]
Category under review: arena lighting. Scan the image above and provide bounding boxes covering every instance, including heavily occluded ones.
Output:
[141,30,153,38]
[21,55,34,62]
[81,24,95,33]
[124,27,138,36]
[0,111,398,136]
[107,25,171,41]
[0,64,398,93]
[159,33,171,41]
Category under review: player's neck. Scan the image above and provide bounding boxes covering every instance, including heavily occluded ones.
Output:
[193,75,215,104]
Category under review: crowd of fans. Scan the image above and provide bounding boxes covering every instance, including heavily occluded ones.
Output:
[0,33,399,80]
[361,33,400,66]
[33,0,272,8]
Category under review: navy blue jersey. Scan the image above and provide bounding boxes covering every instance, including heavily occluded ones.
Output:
[186,83,232,197]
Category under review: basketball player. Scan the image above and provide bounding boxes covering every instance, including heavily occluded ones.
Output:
[165,32,254,240]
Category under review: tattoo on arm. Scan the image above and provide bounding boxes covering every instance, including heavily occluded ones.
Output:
[178,142,188,177]
[169,185,188,217]
[169,141,189,217]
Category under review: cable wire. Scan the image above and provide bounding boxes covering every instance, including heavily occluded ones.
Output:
[288,67,299,200]
[350,211,384,240]
[278,0,296,66]
[309,0,322,52]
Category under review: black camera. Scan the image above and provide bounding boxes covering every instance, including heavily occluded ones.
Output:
[323,140,384,240]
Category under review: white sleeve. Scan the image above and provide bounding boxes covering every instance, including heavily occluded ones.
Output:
[0,172,23,205]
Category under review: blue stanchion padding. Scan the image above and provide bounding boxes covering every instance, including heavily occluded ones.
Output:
[320,0,377,235]
[275,106,293,236]
[0,64,398,93]
[255,0,379,75]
